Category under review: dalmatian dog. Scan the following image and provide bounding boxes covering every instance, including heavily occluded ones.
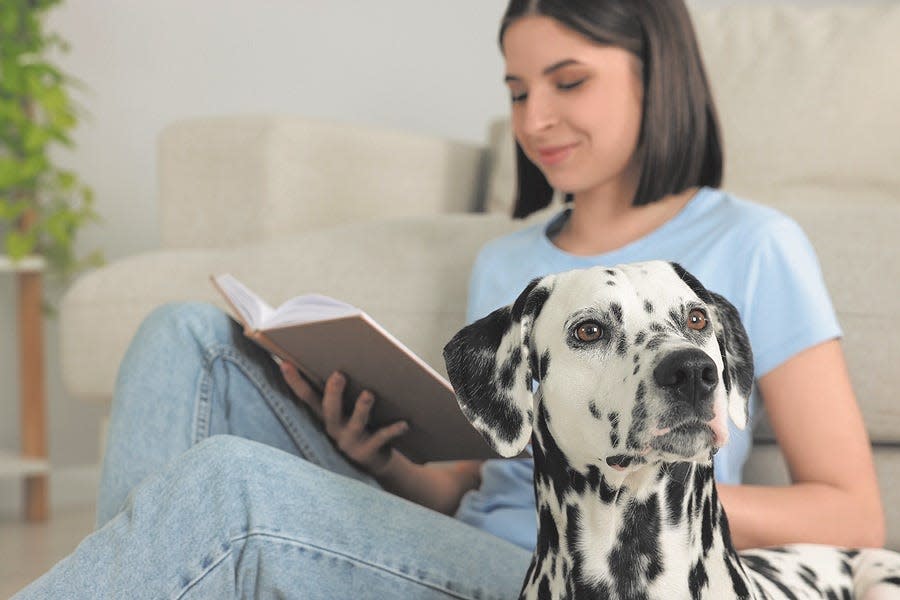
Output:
[443,261,900,599]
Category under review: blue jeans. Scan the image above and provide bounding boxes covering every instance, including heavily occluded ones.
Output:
[16,303,530,599]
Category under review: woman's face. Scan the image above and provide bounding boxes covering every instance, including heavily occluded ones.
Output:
[502,16,644,198]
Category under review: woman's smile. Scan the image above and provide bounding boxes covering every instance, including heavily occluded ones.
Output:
[536,142,579,167]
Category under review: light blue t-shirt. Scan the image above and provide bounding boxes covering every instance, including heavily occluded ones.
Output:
[454,187,842,551]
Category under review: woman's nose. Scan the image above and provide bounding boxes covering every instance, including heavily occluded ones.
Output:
[519,89,559,134]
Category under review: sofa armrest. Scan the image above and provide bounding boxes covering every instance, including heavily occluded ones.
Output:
[158,116,487,249]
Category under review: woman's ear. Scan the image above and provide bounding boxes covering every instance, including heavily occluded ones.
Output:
[443,276,554,457]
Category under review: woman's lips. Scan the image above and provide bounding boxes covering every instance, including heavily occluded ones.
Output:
[536,143,578,166]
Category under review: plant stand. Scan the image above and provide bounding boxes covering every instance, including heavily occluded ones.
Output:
[0,254,49,522]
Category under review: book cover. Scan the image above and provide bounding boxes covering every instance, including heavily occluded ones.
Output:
[211,274,501,463]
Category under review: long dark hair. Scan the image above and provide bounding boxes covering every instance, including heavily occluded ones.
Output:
[500,0,723,218]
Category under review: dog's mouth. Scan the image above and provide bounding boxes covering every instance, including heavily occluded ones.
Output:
[604,421,717,471]
[605,453,648,471]
[649,421,716,458]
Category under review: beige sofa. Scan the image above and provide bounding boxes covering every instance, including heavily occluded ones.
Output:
[60,4,899,547]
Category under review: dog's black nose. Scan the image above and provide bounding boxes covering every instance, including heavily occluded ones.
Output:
[653,348,718,406]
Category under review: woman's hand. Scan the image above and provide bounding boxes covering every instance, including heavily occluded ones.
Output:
[279,362,409,476]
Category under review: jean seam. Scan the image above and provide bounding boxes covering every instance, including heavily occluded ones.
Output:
[175,530,491,600]
[202,343,327,465]
[192,361,213,444]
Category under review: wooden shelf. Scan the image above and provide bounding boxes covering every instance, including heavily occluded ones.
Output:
[0,451,49,478]
[0,255,46,273]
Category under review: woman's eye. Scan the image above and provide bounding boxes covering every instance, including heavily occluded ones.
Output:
[575,321,603,342]
[510,92,527,104]
[687,309,709,331]
[557,78,586,91]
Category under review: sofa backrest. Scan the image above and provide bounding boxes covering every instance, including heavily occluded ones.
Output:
[157,116,486,249]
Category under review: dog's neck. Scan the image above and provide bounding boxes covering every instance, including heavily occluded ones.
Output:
[524,418,754,599]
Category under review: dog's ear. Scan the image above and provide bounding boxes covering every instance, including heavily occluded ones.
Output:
[443,276,554,457]
[706,291,754,430]
[670,263,754,430]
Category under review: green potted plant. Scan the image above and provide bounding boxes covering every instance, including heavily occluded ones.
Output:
[0,0,102,292]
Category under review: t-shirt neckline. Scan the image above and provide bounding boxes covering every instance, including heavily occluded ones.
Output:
[540,187,711,262]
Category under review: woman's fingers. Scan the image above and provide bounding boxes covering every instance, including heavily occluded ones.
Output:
[321,371,346,436]
[362,421,409,457]
[280,362,323,419]
[346,390,374,435]
[281,365,409,473]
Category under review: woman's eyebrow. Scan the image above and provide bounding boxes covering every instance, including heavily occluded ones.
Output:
[505,59,584,83]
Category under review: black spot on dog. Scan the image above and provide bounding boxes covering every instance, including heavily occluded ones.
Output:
[608,493,663,597]
[689,559,709,598]
[646,334,666,351]
[650,322,666,333]
[533,403,575,508]
[565,503,582,559]
[742,554,798,599]
[610,302,623,324]
[669,308,683,330]
[539,350,551,381]
[644,300,654,314]
[537,574,551,600]
[626,382,648,450]
[664,463,691,527]
[516,281,550,323]
[701,496,714,555]
[798,564,821,593]
[589,401,603,420]
[606,280,616,287]
[537,505,560,557]
[635,331,647,345]
[605,269,616,276]
[498,346,521,390]
[725,554,751,598]
[608,412,620,448]
[616,333,628,357]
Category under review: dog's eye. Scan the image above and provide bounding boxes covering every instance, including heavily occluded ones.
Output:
[687,309,708,331]
[574,321,603,342]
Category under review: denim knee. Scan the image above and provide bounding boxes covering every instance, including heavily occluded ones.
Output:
[137,302,234,350]
[172,435,322,516]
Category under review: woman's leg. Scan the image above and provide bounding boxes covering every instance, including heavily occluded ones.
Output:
[98,302,376,526]
[17,436,531,600]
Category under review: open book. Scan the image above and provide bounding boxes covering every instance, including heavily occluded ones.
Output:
[211,274,500,463]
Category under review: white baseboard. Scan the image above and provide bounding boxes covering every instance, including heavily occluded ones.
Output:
[0,463,100,520]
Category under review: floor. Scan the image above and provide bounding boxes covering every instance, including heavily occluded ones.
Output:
[0,507,96,598]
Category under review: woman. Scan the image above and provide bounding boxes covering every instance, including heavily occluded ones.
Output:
[16,1,883,598]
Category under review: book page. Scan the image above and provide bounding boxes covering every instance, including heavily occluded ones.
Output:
[212,274,360,329]
[265,294,360,329]
[212,274,275,329]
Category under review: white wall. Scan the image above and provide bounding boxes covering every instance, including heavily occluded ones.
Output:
[0,0,874,513]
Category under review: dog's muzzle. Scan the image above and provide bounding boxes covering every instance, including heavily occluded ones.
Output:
[653,348,719,408]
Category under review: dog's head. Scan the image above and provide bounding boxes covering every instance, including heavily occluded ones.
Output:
[443,261,754,473]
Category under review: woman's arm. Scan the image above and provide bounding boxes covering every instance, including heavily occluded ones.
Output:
[373,453,483,516]
[717,339,885,550]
